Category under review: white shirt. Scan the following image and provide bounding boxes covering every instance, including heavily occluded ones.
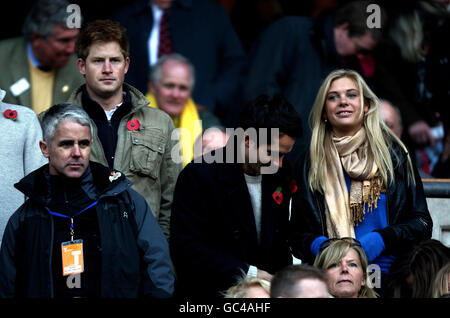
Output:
[244,173,262,278]
[104,102,123,121]
[148,3,164,67]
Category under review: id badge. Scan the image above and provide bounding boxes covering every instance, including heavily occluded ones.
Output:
[61,240,84,276]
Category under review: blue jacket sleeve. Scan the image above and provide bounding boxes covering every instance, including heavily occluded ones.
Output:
[0,208,22,298]
[129,189,175,298]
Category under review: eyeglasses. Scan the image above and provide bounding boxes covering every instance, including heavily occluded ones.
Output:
[319,237,362,253]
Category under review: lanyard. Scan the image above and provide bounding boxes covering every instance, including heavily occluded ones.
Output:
[46,200,99,241]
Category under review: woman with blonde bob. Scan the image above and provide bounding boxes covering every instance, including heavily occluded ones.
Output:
[290,69,433,279]
[314,238,377,298]
[433,262,450,298]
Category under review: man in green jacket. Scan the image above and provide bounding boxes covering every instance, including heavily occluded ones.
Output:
[0,0,84,114]
[67,19,180,239]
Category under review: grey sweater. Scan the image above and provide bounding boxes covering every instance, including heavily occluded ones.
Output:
[0,89,46,245]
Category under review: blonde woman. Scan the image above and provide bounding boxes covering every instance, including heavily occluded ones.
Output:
[224,276,271,298]
[290,69,432,279]
[433,262,450,298]
[314,238,377,298]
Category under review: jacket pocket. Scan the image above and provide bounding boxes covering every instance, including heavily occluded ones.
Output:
[130,129,165,179]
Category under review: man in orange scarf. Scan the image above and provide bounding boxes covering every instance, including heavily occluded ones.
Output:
[146,54,226,167]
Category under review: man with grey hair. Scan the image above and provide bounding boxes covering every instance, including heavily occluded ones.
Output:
[0,103,174,298]
[0,0,84,113]
[146,53,224,167]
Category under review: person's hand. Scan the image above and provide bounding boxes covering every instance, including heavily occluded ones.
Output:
[257,269,273,281]
[408,121,435,147]
[310,236,328,256]
[359,232,385,263]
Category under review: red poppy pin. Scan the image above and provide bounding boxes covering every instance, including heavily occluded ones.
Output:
[109,170,122,182]
[127,119,140,131]
[272,186,283,205]
[4,109,18,121]
[289,180,298,194]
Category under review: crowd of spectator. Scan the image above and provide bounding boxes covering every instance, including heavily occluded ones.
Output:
[0,0,448,300]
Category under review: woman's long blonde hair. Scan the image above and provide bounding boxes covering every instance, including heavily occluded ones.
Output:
[308,69,415,193]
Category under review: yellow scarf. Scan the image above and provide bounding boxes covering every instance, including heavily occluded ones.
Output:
[323,127,384,238]
[146,93,202,167]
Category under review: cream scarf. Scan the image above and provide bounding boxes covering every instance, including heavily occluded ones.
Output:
[323,127,384,238]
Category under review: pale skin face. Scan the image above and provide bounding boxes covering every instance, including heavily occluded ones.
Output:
[150,60,193,117]
[326,248,366,298]
[31,25,79,69]
[243,133,295,175]
[293,278,330,298]
[334,23,376,58]
[151,0,173,9]
[324,77,369,137]
[380,101,402,138]
[78,41,130,110]
[194,128,229,157]
[40,121,92,178]
[244,286,270,298]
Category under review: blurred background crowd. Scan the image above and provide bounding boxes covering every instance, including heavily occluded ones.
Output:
[0,0,448,177]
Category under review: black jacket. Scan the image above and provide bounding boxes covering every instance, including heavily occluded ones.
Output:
[290,140,433,264]
[0,162,174,298]
[170,147,294,297]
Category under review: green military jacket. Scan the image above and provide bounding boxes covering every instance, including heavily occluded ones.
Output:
[68,83,181,239]
[0,36,84,109]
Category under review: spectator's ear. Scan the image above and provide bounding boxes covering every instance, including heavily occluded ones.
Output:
[244,134,251,149]
[336,22,349,33]
[124,56,130,74]
[30,32,44,46]
[39,140,50,158]
[77,58,86,76]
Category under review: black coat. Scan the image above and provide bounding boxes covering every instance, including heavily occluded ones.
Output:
[0,162,174,298]
[290,140,433,264]
[170,147,294,297]
[111,0,247,123]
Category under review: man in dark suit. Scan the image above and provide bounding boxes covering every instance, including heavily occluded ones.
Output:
[110,0,246,126]
[170,94,303,297]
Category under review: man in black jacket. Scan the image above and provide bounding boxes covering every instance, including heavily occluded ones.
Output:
[0,103,174,298]
[170,94,302,297]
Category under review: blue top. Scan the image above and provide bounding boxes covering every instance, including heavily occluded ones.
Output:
[345,172,395,274]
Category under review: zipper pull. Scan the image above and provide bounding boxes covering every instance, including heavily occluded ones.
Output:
[70,218,74,242]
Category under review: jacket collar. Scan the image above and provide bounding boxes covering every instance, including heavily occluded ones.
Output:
[69,82,149,115]
[81,84,132,121]
[211,144,292,248]
[14,161,131,206]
